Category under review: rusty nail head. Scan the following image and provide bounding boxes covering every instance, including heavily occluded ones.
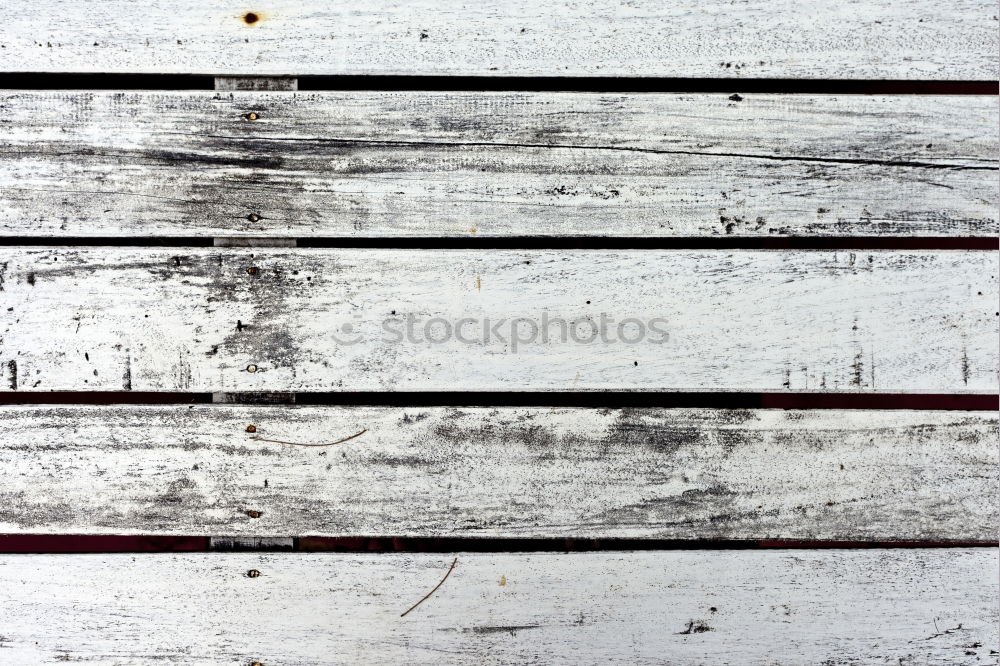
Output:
[246,510,262,518]
[247,266,258,275]
[247,569,261,578]
[246,111,258,121]
[246,424,257,433]
[247,364,258,373]
[247,213,260,222]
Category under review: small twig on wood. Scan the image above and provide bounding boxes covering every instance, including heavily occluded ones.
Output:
[250,428,368,447]
[400,557,459,617]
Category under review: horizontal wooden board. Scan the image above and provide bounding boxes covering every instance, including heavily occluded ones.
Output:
[0,550,995,664]
[0,0,997,79]
[1,91,996,238]
[0,406,995,539]
[0,248,995,393]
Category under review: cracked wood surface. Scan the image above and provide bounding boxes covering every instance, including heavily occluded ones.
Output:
[0,0,996,79]
[0,248,995,393]
[0,406,995,539]
[0,550,995,664]
[1,91,996,237]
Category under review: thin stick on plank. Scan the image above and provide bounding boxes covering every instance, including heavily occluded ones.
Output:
[400,558,459,618]
[250,429,367,447]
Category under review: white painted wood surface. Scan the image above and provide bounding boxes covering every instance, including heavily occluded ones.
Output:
[0,0,996,79]
[0,550,995,664]
[0,249,995,392]
[0,405,994,539]
[1,91,996,238]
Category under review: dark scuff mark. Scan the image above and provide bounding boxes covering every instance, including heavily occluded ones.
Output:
[923,623,965,640]
[0,261,6,291]
[6,360,16,390]
[961,346,970,385]
[122,353,132,390]
[728,93,743,101]
[469,625,541,635]
[679,620,713,634]
[440,625,542,635]
[26,272,35,286]
[851,353,864,387]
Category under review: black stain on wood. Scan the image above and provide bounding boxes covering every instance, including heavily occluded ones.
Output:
[6,360,16,390]
[851,353,864,387]
[122,353,132,390]
[26,272,35,286]
[961,346,970,385]
[465,625,541,635]
[679,620,713,634]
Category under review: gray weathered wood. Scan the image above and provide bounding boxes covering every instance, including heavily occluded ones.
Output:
[213,77,298,91]
[0,550,995,664]
[0,248,995,392]
[0,0,996,79]
[1,91,996,237]
[0,405,995,539]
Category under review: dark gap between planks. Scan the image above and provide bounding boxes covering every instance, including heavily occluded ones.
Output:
[0,237,996,250]
[0,73,995,94]
[0,535,993,553]
[0,392,994,410]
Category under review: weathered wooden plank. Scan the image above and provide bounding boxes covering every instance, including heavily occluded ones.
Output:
[0,550,995,664]
[0,248,995,393]
[0,0,996,79]
[0,406,994,539]
[1,91,996,238]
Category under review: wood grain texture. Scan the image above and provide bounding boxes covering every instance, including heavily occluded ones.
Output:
[0,405,995,539]
[0,550,995,664]
[0,0,996,78]
[1,91,996,238]
[0,248,995,393]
